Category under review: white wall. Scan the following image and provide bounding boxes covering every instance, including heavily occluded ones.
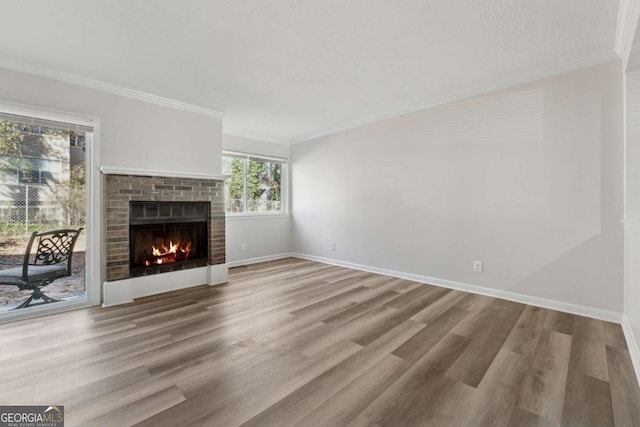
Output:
[625,68,640,361]
[292,61,624,313]
[0,68,222,176]
[222,134,291,264]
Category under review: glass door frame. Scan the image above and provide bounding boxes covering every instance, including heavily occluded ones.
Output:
[0,100,101,323]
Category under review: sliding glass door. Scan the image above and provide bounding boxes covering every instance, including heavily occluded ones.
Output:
[0,114,89,312]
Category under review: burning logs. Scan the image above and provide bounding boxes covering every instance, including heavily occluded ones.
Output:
[143,240,192,266]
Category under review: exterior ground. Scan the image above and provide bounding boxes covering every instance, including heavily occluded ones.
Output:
[0,233,85,308]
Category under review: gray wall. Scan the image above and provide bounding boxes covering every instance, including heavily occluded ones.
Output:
[291,61,624,312]
[0,68,222,177]
[625,67,640,354]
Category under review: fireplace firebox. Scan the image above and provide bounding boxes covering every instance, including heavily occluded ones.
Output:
[129,201,209,276]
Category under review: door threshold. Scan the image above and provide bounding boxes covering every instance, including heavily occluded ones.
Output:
[0,296,93,324]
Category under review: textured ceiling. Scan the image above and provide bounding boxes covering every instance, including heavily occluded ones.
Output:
[0,0,621,143]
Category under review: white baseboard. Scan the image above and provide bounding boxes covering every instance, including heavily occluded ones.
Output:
[227,252,295,268]
[622,315,640,384]
[129,251,623,323]
[293,253,623,323]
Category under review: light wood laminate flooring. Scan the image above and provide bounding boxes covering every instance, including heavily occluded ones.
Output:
[0,258,639,426]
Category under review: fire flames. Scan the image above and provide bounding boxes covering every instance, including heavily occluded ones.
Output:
[144,240,192,266]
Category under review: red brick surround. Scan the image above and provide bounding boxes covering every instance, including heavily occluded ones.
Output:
[105,174,225,281]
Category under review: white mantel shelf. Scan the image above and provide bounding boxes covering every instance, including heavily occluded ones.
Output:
[100,165,228,180]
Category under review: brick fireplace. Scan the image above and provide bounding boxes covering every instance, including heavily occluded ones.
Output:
[102,173,227,306]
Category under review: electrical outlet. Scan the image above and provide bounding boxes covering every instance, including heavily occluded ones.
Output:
[240,243,247,252]
[331,242,336,251]
[473,261,483,273]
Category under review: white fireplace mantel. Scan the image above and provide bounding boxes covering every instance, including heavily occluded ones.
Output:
[100,165,228,181]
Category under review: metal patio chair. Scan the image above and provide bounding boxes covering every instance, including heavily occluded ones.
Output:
[0,228,82,309]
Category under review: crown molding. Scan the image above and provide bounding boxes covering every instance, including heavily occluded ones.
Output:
[291,51,620,144]
[0,56,225,119]
[616,0,640,68]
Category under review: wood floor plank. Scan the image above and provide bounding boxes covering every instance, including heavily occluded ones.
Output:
[297,304,412,357]
[572,315,605,343]
[61,373,185,427]
[383,282,436,309]
[459,349,531,427]
[507,407,558,427]
[348,286,452,347]
[190,339,363,426]
[446,300,525,387]
[322,290,401,327]
[375,372,472,426]
[0,385,34,405]
[243,319,424,427]
[517,330,572,424]
[382,278,423,294]
[543,309,575,336]
[346,414,380,427]
[606,344,640,426]
[297,354,406,427]
[567,336,609,382]
[0,258,637,426]
[78,385,185,427]
[561,374,615,427]
[454,293,494,313]
[502,305,546,356]
[362,333,471,425]
[410,289,467,325]
[136,347,310,426]
[392,306,469,362]
[36,366,152,409]
[603,321,628,350]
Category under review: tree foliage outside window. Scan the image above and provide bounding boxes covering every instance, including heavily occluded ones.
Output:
[55,164,86,225]
[222,153,284,214]
[0,120,28,172]
[0,118,87,228]
[223,156,244,213]
[0,120,23,157]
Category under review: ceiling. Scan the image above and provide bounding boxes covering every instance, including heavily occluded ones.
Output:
[0,1,621,143]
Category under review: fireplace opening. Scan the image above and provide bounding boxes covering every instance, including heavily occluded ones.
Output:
[129,202,209,277]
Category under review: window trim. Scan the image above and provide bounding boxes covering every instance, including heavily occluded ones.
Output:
[222,150,288,217]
